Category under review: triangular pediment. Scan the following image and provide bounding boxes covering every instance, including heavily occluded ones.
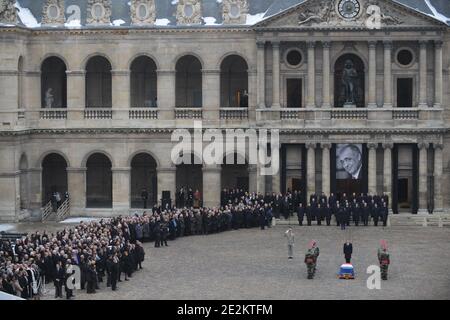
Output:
[255,0,448,30]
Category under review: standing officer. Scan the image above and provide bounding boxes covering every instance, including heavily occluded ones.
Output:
[362,202,370,226]
[316,203,322,226]
[353,203,361,226]
[297,203,305,226]
[343,240,353,263]
[285,228,295,259]
[381,202,389,227]
[378,240,390,280]
[372,203,380,226]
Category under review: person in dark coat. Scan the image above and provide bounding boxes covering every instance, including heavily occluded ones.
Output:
[324,204,332,226]
[316,204,322,226]
[343,240,353,263]
[258,206,266,230]
[53,261,65,298]
[381,203,389,226]
[362,202,370,226]
[353,203,361,226]
[372,203,380,226]
[297,203,305,226]
[141,188,149,209]
[306,204,313,226]
[86,261,97,294]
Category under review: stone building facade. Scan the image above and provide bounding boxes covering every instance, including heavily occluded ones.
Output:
[0,0,449,221]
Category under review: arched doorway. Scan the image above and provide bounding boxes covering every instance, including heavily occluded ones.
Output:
[130,56,158,108]
[19,154,29,210]
[86,153,112,208]
[334,53,365,108]
[41,57,67,108]
[42,153,68,206]
[221,153,249,191]
[130,153,158,208]
[220,55,248,108]
[176,154,203,207]
[85,56,112,108]
[175,55,202,107]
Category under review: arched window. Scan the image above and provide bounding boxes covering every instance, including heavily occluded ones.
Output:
[220,55,248,108]
[85,56,112,108]
[41,57,67,108]
[175,55,202,108]
[130,56,158,108]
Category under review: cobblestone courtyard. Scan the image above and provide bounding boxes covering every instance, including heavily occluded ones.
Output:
[4,222,450,300]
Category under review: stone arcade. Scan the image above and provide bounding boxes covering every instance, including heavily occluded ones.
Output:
[0,0,449,221]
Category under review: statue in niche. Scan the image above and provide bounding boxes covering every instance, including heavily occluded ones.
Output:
[341,59,358,105]
[45,88,54,108]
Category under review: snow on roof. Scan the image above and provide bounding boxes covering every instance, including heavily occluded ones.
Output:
[6,0,450,29]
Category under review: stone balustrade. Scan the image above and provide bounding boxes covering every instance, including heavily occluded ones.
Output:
[175,108,203,119]
[84,108,113,120]
[219,108,249,120]
[129,108,158,120]
[40,108,68,120]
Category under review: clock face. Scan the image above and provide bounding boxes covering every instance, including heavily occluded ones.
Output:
[338,0,361,19]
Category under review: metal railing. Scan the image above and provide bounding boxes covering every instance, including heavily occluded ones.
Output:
[41,201,53,222]
[56,198,70,222]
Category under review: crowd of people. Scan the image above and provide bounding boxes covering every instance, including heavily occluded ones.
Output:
[1,216,145,299]
[1,188,390,299]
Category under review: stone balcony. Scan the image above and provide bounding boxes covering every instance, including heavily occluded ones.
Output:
[0,106,445,132]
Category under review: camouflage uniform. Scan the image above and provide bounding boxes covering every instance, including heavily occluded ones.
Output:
[378,248,390,280]
[304,245,319,279]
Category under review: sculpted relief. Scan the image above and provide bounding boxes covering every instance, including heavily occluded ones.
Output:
[297,0,403,28]
[176,0,202,25]
[0,0,17,24]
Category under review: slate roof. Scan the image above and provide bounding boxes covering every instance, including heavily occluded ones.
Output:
[7,0,450,28]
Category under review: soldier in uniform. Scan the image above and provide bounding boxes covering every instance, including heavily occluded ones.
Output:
[381,202,389,227]
[324,204,332,226]
[362,202,370,226]
[377,240,390,280]
[304,240,319,279]
[306,203,313,226]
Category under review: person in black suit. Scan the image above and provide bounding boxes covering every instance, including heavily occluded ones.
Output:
[306,204,313,226]
[53,261,65,298]
[343,240,353,263]
[324,204,332,226]
[297,203,305,226]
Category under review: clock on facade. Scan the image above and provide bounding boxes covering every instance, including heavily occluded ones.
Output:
[337,0,361,19]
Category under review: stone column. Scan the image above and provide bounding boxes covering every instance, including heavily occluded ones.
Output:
[322,41,331,108]
[433,143,443,213]
[157,166,176,206]
[306,41,316,108]
[306,143,316,197]
[67,167,86,216]
[418,142,429,214]
[202,69,221,121]
[321,143,331,196]
[157,70,176,120]
[112,70,130,120]
[248,165,258,194]
[368,41,377,108]
[112,167,130,213]
[434,40,443,108]
[383,41,393,108]
[257,145,266,195]
[23,71,41,122]
[257,41,266,108]
[27,168,42,217]
[271,41,281,108]
[368,143,378,195]
[382,143,393,200]
[0,171,20,222]
[66,71,85,120]
[203,165,221,208]
[419,41,428,108]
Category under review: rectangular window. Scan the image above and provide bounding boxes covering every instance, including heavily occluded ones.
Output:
[286,79,302,108]
[397,78,413,108]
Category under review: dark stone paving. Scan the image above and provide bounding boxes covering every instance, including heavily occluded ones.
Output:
[5,222,450,300]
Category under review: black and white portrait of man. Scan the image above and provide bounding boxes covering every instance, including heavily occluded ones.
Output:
[336,144,363,180]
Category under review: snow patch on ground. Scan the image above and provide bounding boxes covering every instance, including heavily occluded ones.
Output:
[0,224,16,232]
[59,218,101,224]
[65,19,81,28]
